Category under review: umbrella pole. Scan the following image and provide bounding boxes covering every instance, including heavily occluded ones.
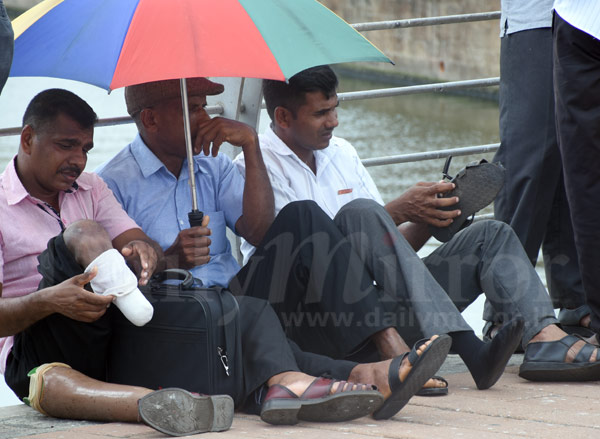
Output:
[180,78,203,227]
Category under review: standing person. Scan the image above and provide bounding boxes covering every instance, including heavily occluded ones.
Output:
[553,1,600,344]
[234,65,600,383]
[0,0,13,94]
[487,0,588,339]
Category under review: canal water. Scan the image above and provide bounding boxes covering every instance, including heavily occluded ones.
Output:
[0,74,503,406]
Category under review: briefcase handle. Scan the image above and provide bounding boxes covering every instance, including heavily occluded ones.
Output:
[150,269,194,289]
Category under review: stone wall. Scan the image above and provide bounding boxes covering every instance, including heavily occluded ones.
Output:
[321,0,501,82]
[5,0,38,10]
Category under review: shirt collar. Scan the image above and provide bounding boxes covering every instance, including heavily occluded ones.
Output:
[263,125,337,173]
[2,156,87,206]
[130,134,167,178]
[130,133,199,180]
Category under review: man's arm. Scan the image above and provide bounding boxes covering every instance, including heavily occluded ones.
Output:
[112,228,165,285]
[0,271,113,338]
[195,117,274,246]
[385,181,460,251]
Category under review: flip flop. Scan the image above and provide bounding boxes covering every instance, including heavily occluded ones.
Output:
[373,334,452,420]
[138,388,234,436]
[415,375,448,396]
[519,334,600,381]
[429,156,505,243]
[260,377,383,425]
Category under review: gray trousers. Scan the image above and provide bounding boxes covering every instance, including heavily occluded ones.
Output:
[493,27,584,311]
[0,1,13,94]
[335,199,558,348]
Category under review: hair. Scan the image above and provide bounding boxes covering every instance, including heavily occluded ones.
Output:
[262,65,339,121]
[22,89,98,132]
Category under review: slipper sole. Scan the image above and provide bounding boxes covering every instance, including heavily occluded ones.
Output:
[373,334,452,420]
[139,388,234,436]
[519,360,600,382]
[430,161,504,242]
[261,390,383,425]
[415,375,448,396]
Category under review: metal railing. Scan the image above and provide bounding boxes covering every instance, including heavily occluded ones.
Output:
[0,10,501,168]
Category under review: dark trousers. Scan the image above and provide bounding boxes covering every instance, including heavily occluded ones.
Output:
[229,200,392,360]
[493,27,584,311]
[5,233,356,403]
[553,13,600,334]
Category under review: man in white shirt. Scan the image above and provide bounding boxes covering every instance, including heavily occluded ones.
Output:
[552,0,600,345]
[234,65,600,383]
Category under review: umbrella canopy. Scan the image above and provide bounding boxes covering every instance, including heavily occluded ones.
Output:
[10,0,391,91]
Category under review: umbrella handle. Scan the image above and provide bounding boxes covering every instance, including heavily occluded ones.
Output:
[188,209,204,227]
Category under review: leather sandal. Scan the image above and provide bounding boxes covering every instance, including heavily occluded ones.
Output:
[519,334,600,381]
[260,377,383,425]
[373,334,452,420]
[429,156,505,243]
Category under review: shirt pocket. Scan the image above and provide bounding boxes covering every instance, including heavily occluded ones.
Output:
[204,211,228,256]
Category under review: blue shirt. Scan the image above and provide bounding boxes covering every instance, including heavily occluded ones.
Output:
[96,134,244,287]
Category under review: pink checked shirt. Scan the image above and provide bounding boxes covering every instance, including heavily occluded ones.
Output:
[0,157,139,373]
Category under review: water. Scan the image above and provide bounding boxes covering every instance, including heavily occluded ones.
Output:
[0,75,501,407]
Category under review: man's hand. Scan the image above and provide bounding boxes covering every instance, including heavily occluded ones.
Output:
[386,181,461,226]
[164,215,212,269]
[121,240,159,285]
[47,268,114,322]
[194,117,258,157]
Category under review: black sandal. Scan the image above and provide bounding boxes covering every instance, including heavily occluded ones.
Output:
[429,156,505,243]
[519,334,600,381]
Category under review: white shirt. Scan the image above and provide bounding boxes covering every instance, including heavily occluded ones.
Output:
[554,0,600,39]
[233,126,383,263]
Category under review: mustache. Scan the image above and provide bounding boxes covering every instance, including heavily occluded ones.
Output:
[58,165,82,176]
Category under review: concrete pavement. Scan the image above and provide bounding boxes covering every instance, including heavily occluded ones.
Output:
[2,354,599,439]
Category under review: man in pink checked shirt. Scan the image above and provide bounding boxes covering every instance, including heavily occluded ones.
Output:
[0,88,233,435]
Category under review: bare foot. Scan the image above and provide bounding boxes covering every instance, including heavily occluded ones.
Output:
[348,336,439,398]
[372,327,410,360]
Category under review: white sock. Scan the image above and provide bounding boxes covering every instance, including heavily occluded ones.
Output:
[84,249,153,326]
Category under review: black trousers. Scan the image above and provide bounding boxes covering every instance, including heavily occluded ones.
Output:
[5,233,357,403]
[553,13,600,334]
[230,200,393,361]
[493,26,583,310]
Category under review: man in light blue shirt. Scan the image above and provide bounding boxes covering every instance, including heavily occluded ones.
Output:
[98,132,244,287]
[97,78,271,287]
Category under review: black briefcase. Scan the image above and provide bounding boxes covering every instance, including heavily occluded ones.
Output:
[106,269,243,404]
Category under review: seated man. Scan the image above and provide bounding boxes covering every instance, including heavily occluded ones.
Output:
[0,88,447,434]
[98,77,519,395]
[233,65,600,383]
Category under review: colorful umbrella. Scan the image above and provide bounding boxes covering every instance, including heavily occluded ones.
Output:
[10,0,391,91]
[10,0,391,225]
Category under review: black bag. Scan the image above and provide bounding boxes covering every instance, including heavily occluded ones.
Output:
[106,269,243,404]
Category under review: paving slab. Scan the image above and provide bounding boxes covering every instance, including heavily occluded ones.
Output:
[2,355,600,439]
